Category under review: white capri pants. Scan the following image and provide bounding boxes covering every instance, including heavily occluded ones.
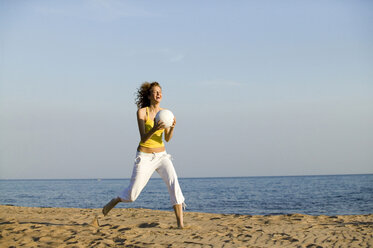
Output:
[119,151,185,206]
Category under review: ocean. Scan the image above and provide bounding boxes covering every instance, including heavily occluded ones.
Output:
[0,174,372,216]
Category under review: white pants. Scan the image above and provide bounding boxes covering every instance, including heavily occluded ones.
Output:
[119,151,185,206]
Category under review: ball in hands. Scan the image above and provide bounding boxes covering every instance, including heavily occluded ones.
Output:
[155,109,174,128]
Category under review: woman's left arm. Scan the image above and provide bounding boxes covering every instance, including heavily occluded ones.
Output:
[164,117,176,142]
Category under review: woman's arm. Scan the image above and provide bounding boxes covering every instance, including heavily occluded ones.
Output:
[164,117,176,142]
[137,108,165,143]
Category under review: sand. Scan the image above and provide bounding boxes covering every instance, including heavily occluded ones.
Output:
[0,205,372,247]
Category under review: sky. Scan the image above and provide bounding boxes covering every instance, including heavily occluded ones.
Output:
[0,0,372,179]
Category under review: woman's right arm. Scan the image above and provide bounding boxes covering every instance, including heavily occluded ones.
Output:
[137,109,165,143]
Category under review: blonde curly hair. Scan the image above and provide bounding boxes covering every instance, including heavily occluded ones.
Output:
[135,81,161,109]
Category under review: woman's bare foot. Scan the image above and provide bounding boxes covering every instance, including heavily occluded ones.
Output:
[102,197,120,216]
[173,204,184,229]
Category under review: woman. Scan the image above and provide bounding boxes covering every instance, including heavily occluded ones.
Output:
[102,81,185,228]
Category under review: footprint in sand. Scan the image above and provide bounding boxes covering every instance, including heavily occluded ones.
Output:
[110,225,120,229]
[118,227,131,232]
[114,238,126,245]
[138,222,160,228]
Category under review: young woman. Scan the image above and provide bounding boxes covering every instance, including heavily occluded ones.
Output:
[102,82,185,228]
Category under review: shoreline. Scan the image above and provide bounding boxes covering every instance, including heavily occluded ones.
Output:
[1,203,372,217]
[1,205,372,247]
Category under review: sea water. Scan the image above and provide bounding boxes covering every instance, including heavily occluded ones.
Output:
[0,174,372,215]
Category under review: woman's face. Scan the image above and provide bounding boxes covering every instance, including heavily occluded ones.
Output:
[149,86,162,103]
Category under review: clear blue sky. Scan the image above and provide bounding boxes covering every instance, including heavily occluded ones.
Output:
[1,0,372,179]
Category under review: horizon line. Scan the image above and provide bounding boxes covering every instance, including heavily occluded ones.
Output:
[1,173,372,181]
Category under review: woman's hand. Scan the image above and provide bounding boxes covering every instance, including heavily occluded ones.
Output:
[171,117,176,128]
[153,120,167,131]
[164,116,176,142]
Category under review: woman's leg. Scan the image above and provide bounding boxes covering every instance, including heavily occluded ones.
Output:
[173,204,184,228]
[103,153,154,216]
[102,197,121,216]
[156,154,185,228]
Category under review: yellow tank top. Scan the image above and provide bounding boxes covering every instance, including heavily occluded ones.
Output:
[139,107,165,148]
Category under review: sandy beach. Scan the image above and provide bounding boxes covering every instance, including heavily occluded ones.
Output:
[0,205,372,247]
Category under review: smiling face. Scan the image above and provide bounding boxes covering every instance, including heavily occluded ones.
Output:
[148,85,162,104]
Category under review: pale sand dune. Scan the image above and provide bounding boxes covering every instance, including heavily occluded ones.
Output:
[0,205,372,247]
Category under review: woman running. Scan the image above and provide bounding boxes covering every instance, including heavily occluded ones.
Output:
[102,81,185,228]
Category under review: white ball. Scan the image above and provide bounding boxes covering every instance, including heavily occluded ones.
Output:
[155,109,174,128]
